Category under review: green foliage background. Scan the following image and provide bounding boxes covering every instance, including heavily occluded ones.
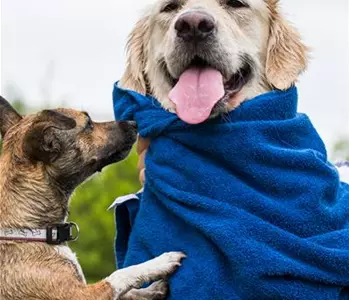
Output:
[1,99,348,283]
[69,151,140,282]
[0,100,140,283]
[333,139,349,161]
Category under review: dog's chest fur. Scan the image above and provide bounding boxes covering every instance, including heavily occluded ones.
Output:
[55,245,86,283]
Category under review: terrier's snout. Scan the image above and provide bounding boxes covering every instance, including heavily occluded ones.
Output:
[119,120,137,130]
[175,12,215,42]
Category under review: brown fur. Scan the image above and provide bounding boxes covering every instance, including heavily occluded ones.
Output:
[1,242,111,300]
[265,0,308,90]
[0,96,184,300]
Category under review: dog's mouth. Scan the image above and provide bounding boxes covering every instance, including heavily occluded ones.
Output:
[93,129,137,173]
[94,145,133,173]
[166,55,253,124]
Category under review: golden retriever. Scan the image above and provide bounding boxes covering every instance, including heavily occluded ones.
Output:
[119,0,308,124]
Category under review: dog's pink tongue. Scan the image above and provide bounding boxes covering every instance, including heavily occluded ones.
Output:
[169,67,224,124]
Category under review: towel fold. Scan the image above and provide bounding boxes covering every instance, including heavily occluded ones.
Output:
[113,83,349,299]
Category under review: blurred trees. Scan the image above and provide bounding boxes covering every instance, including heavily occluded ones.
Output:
[69,152,140,282]
[333,138,349,161]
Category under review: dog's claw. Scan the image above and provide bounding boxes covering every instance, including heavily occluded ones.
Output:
[147,280,169,299]
[150,251,186,277]
[121,280,169,300]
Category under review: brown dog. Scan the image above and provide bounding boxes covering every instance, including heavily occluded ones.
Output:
[0,96,185,300]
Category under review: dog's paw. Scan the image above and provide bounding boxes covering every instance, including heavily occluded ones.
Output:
[147,280,169,299]
[120,280,168,300]
[150,252,186,276]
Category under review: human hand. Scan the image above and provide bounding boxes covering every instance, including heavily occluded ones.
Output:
[136,136,150,185]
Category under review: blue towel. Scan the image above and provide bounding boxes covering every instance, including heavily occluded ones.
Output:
[114,194,140,269]
[113,83,349,299]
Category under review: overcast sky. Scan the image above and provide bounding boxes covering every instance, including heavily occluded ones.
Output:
[1,0,349,150]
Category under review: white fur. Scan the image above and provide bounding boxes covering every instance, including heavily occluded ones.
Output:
[132,0,271,113]
[105,252,185,300]
[55,246,86,284]
[337,165,349,184]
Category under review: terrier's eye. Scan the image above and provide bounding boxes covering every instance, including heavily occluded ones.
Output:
[161,2,180,13]
[226,0,247,8]
[85,117,94,131]
[87,119,93,129]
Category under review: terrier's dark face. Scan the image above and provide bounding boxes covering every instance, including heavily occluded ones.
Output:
[0,96,137,194]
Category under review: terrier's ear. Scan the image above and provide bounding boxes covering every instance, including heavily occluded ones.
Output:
[0,96,23,138]
[23,110,76,163]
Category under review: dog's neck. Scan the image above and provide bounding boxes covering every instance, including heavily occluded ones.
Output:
[0,155,71,229]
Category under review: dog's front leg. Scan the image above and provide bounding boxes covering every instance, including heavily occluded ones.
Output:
[121,280,168,300]
[106,252,185,299]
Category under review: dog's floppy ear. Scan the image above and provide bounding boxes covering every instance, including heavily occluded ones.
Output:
[0,96,23,138]
[265,0,309,90]
[119,16,150,95]
[23,110,76,163]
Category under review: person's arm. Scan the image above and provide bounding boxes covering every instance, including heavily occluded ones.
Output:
[136,136,150,185]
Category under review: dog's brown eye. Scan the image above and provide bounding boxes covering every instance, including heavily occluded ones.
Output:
[161,2,179,13]
[227,0,247,8]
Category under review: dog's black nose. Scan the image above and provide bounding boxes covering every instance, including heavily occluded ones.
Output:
[119,121,137,130]
[126,121,137,129]
[175,12,215,42]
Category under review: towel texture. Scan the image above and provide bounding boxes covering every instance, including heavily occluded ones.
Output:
[113,83,349,300]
